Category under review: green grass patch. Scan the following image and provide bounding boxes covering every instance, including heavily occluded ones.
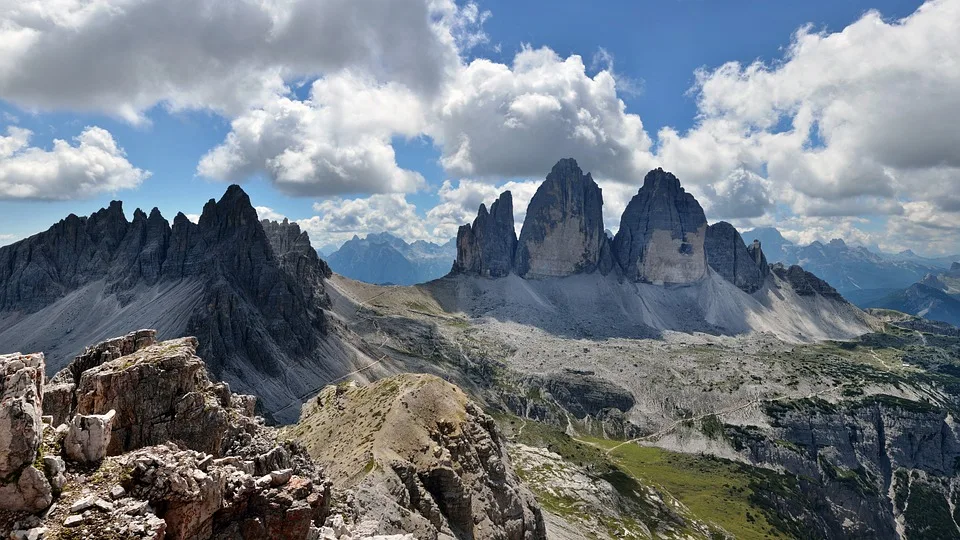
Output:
[589,437,808,539]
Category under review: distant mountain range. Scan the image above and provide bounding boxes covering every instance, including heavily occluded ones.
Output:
[741,227,958,297]
[325,232,456,285]
[869,263,960,326]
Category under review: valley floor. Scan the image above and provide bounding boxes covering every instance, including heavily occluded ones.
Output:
[323,273,960,539]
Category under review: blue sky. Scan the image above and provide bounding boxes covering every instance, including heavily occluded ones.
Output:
[1,0,957,255]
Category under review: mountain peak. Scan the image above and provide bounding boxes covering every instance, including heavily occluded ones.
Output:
[455,190,518,277]
[549,157,584,178]
[641,167,683,193]
[199,185,258,230]
[516,159,608,277]
[614,168,706,284]
[828,238,847,248]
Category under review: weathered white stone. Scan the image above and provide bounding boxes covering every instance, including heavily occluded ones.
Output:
[64,409,116,463]
[0,353,52,512]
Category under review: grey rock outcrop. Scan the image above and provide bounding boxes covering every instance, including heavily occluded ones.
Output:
[55,335,260,457]
[453,191,517,277]
[0,353,51,512]
[771,263,844,300]
[44,329,157,426]
[613,168,708,284]
[705,221,767,293]
[529,371,634,419]
[737,397,960,538]
[515,159,610,278]
[746,238,769,276]
[3,332,332,538]
[261,218,332,306]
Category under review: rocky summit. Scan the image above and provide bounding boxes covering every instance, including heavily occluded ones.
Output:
[0,333,547,540]
[514,159,611,278]
[613,168,709,284]
[290,374,546,540]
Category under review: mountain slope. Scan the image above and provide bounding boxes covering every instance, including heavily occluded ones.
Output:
[0,186,369,422]
[450,159,871,342]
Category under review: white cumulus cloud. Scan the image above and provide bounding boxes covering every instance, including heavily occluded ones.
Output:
[0,125,148,200]
[0,0,482,123]
[198,73,427,196]
[430,46,656,182]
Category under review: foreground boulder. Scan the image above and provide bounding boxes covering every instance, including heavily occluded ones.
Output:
[613,168,708,284]
[64,410,116,463]
[290,374,547,540]
[0,353,51,512]
[2,332,331,539]
[515,158,611,278]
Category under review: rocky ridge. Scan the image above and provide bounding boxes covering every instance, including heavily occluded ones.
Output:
[770,263,843,300]
[289,374,547,540]
[454,191,517,278]
[0,186,343,421]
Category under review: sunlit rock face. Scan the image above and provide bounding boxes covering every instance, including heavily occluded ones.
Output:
[613,168,708,284]
[515,158,612,278]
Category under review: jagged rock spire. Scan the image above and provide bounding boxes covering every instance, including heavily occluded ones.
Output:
[454,191,517,277]
[515,158,611,278]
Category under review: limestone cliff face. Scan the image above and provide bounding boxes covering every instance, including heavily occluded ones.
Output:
[515,159,611,278]
[738,398,960,538]
[705,221,767,293]
[613,168,708,284]
[453,191,517,277]
[262,218,333,307]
